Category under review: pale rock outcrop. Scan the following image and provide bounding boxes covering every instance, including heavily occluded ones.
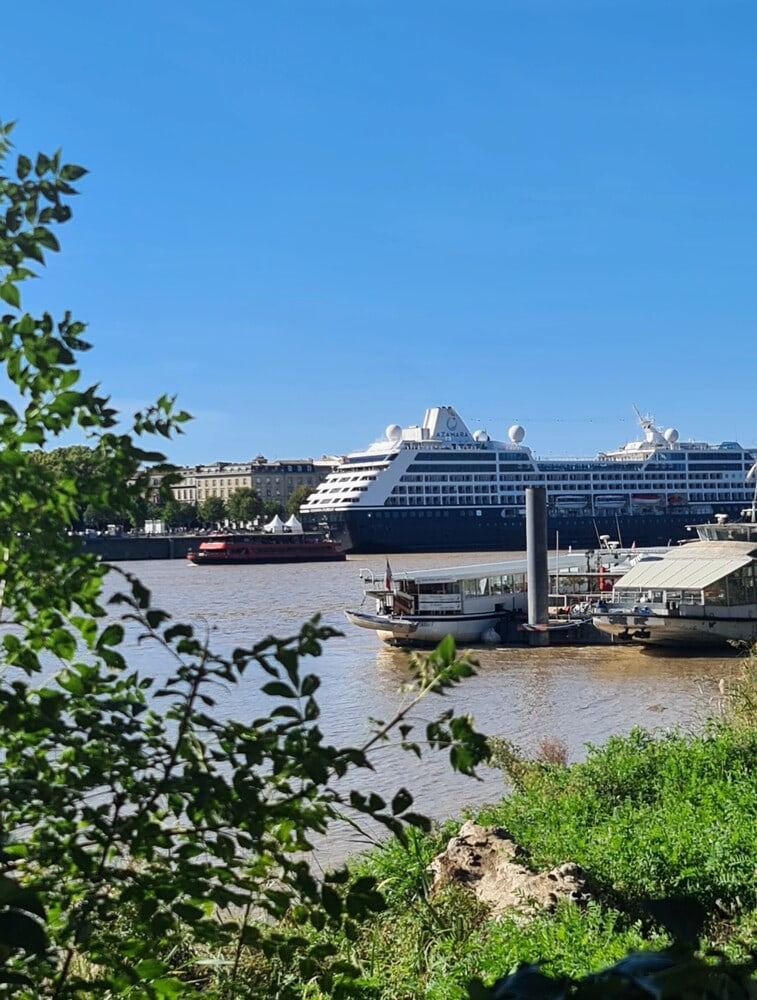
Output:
[429,820,592,920]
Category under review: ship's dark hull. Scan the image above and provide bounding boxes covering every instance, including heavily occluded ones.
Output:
[304,506,743,554]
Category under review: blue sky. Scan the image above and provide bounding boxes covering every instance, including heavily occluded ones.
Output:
[6,0,757,464]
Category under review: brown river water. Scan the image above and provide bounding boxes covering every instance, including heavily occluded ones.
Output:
[109,552,745,865]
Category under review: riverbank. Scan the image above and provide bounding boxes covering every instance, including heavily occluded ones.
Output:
[82,533,201,561]
[337,714,757,998]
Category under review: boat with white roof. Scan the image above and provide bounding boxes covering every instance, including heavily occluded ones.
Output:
[592,510,757,648]
[346,545,655,646]
[301,405,756,554]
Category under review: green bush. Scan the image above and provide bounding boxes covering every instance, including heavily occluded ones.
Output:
[480,725,757,913]
[0,120,490,998]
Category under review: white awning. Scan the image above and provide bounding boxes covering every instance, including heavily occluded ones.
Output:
[263,514,285,534]
[615,541,756,591]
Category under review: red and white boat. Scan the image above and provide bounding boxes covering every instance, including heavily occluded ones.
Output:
[187,515,345,565]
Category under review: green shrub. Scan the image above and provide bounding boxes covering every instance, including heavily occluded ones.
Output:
[480,725,757,913]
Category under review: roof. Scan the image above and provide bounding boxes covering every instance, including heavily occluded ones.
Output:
[615,541,757,592]
[392,552,603,585]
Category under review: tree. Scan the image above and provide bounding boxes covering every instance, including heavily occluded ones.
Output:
[286,484,314,517]
[0,120,488,997]
[28,444,148,528]
[262,498,285,519]
[161,498,197,529]
[226,486,263,524]
[196,494,226,526]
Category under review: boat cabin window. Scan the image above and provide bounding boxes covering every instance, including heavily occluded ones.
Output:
[725,566,757,605]
[680,590,701,606]
[616,587,643,603]
[418,581,458,595]
[702,584,727,606]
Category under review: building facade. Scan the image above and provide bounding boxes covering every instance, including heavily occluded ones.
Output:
[250,459,335,506]
[168,459,338,508]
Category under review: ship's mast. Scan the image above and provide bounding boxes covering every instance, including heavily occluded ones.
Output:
[631,403,655,432]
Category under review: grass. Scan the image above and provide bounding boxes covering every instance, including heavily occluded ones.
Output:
[254,651,757,996]
[75,647,757,997]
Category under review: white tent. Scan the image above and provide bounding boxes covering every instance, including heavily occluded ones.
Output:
[284,514,304,534]
[263,514,285,534]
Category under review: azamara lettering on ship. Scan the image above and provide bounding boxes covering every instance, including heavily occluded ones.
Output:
[300,406,757,554]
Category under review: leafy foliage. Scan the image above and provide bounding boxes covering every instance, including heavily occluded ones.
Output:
[286,484,315,517]
[196,494,226,526]
[0,119,490,997]
[226,486,264,524]
[481,725,757,916]
[470,949,757,1000]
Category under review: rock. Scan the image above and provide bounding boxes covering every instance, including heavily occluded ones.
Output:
[428,820,592,920]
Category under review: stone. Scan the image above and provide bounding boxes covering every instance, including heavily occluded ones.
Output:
[428,820,592,920]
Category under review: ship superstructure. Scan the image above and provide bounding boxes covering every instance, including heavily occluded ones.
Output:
[300,406,756,553]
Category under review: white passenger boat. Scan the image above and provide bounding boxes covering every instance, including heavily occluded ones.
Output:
[346,547,654,646]
[593,514,757,648]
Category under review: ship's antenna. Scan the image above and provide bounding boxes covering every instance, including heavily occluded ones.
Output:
[631,404,654,430]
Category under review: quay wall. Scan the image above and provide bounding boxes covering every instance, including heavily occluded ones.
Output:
[82,535,201,562]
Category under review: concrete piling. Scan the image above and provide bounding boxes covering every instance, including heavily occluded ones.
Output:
[526,487,549,646]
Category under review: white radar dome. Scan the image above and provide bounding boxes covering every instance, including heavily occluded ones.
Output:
[663,428,679,443]
[473,429,490,442]
[385,424,402,443]
[508,425,525,444]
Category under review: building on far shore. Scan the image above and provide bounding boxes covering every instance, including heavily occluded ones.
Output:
[167,457,340,509]
[194,463,255,504]
[249,457,337,507]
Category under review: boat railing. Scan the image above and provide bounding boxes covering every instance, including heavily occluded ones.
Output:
[548,591,611,617]
[359,568,391,595]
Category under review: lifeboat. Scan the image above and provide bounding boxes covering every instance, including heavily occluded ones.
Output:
[632,494,664,508]
[553,495,589,510]
[594,494,627,508]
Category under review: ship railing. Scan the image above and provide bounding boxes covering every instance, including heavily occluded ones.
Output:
[548,591,614,618]
[358,568,391,595]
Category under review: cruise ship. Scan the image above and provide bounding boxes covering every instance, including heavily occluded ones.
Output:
[300,406,757,554]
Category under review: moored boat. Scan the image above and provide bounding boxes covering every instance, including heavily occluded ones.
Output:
[346,546,657,646]
[301,405,756,553]
[593,515,757,647]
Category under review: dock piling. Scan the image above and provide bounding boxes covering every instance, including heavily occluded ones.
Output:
[526,487,549,646]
